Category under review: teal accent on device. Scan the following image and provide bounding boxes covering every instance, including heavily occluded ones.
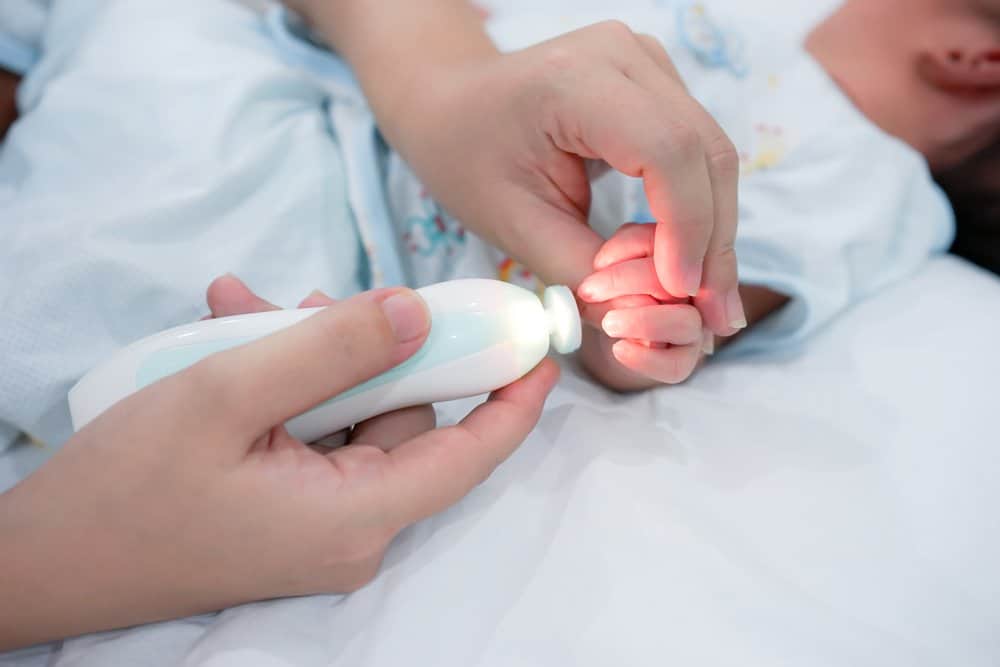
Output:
[135,311,505,403]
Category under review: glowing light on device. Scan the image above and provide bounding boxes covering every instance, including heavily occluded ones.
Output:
[544,285,581,354]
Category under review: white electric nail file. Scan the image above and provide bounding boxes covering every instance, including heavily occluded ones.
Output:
[68,279,582,443]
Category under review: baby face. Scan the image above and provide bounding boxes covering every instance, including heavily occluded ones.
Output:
[808,0,1000,171]
[917,0,1000,166]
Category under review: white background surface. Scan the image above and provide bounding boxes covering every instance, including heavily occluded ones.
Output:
[4,256,997,666]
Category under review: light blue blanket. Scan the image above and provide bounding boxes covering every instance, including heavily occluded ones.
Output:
[0,0,366,452]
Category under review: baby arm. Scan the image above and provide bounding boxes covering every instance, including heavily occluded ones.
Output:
[577,224,787,391]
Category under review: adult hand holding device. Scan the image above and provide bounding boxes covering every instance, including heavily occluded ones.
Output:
[0,277,558,650]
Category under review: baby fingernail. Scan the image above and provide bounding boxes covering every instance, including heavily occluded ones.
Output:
[602,312,623,337]
[684,261,703,297]
[726,288,747,330]
[382,290,430,343]
[701,328,715,356]
[577,278,598,300]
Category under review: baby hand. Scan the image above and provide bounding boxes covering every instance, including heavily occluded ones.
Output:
[578,224,713,385]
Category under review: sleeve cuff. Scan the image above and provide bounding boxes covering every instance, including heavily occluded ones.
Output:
[0,32,38,74]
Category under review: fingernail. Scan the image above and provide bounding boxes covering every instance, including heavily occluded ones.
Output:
[577,278,597,301]
[593,250,609,270]
[602,312,623,337]
[382,290,430,343]
[701,328,715,356]
[684,261,703,297]
[726,288,747,330]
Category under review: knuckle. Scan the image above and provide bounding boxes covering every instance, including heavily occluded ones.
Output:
[707,135,740,175]
[646,123,701,168]
[314,304,352,341]
[595,19,636,42]
[716,238,737,255]
[534,46,578,118]
[324,300,392,357]
[668,123,703,162]
[636,33,660,49]
[714,242,738,263]
[705,245,739,285]
[336,448,382,478]
[540,44,575,74]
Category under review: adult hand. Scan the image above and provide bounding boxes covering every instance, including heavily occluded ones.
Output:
[0,276,558,650]
[296,1,746,336]
[412,24,746,335]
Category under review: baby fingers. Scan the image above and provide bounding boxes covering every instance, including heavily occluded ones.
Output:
[593,223,655,270]
[578,258,671,302]
[600,304,701,345]
[578,293,658,330]
[611,340,702,385]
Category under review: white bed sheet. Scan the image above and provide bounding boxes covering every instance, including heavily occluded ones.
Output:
[3,255,998,667]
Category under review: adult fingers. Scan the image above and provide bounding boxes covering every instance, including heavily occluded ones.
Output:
[593,223,655,270]
[630,36,744,334]
[298,290,336,309]
[578,258,671,302]
[635,33,686,86]
[546,69,714,300]
[186,288,430,442]
[350,405,437,452]
[376,359,559,528]
[498,190,606,290]
[206,274,279,317]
